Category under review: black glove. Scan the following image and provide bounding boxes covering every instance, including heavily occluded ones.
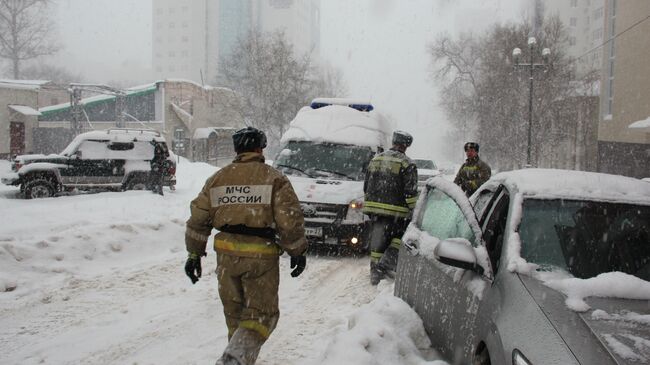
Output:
[185,253,203,284]
[290,255,306,277]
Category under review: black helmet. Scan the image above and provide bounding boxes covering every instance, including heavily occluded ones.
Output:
[464,142,479,152]
[232,126,267,153]
[392,130,413,147]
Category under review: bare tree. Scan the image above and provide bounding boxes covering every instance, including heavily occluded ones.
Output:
[0,0,58,79]
[430,15,597,170]
[219,29,347,147]
[22,63,82,84]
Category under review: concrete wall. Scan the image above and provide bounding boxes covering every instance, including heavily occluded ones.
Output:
[597,0,650,178]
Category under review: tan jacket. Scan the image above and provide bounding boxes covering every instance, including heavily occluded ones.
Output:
[185,152,307,258]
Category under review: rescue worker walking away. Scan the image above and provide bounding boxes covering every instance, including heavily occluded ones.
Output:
[363,130,418,285]
[149,141,169,196]
[453,142,491,197]
[183,126,308,365]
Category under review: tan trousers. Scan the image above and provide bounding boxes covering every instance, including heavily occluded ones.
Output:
[216,254,280,341]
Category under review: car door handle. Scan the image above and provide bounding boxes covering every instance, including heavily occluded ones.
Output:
[403,239,418,255]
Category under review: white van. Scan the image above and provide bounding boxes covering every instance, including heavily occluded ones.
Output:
[274,98,391,252]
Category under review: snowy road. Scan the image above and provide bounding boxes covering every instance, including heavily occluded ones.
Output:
[0,159,443,365]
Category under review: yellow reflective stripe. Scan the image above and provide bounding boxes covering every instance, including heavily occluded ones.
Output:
[390,238,402,249]
[405,196,418,204]
[363,205,410,218]
[369,159,402,174]
[240,320,271,339]
[374,156,403,163]
[364,201,409,213]
[215,239,280,256]
[370,251,383,262]
[463,166,479,171]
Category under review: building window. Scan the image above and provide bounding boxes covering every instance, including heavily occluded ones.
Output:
[570,0,577,7]
[569,36,576,46]
[570,17,577,27]
[181,50,189,57]
[182,35,189,43]
[594,7,603,20]
[182,21,188,28]
[169,22,175,29]
[182,6,189,13]
[168,51,176,57]
[156,8,163,15]
[169,65,176,72]
[169,7,175,14]
[156,66,163,72]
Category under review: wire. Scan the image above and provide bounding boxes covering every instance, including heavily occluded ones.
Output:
[575,14,650,62]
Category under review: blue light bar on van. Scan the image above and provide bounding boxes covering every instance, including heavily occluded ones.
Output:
[310,98,374,112]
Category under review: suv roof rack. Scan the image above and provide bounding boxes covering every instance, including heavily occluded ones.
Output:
[105,128,161,137]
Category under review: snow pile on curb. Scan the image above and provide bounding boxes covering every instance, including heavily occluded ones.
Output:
[310,285,448,365]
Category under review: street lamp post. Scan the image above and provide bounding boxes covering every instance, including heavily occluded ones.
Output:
[512,37,550,167]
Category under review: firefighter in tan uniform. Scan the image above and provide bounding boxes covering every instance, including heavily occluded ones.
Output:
[184,127,307,365]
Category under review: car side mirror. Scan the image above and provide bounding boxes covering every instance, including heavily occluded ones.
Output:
[73,150,82,159]
[434,238,485,276]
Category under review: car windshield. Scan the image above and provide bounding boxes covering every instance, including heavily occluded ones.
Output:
[415,159,436,169]
[519,199,650,280]
[274,141,374,181]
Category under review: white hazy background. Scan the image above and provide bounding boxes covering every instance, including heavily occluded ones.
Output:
[49,0,526,161]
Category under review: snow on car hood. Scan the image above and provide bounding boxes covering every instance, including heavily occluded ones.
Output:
[520,274,650,364]
[287,175,363,205]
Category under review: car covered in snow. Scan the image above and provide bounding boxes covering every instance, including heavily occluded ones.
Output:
[274,98,390,252]
[2,128,176,198]
[413,158,440,190]
[395,169,650,365]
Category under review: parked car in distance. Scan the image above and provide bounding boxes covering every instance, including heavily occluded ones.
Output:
[413,158,440,190]
[1,128,176,198]
[395,169,650,365]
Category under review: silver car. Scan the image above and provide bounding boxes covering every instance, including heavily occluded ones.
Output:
[395,169,650,365]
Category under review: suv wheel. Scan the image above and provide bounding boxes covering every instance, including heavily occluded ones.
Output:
[125,179,148,191]
[24,179,56,199]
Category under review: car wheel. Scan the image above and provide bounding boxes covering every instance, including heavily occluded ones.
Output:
[24,179,56,199]
[126,179,148,190]
[473,343,491,365]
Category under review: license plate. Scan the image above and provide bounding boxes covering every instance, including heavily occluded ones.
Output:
[305,226,322,237]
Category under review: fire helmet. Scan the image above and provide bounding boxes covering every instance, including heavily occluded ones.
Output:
[232,126,267,153]
[392,130,413,147]
[464,142,480,152]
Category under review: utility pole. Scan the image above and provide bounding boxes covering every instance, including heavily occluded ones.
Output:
[512,37,551,167]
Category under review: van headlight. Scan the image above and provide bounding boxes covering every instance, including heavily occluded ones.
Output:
[345,198,364,222]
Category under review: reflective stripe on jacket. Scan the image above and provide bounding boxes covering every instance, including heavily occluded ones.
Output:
[363,148,418,218]
[185,152,307,259]
[453,156,491,196]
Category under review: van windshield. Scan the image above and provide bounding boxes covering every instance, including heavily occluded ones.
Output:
[274,141,374,181]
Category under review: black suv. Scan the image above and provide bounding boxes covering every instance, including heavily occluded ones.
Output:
[2,128,176,198]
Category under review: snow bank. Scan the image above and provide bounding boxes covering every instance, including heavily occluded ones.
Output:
[309,285,448,365]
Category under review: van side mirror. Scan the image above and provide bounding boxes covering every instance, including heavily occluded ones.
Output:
[434,238,484,276]
[73,150,82,159]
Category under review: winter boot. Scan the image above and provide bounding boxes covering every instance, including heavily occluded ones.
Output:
[370,262,385,286]
[222,327,266,365]
[215,354,241,365]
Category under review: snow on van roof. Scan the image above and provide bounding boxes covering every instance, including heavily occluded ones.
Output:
[493,168,650,205]
[280,105,390,148]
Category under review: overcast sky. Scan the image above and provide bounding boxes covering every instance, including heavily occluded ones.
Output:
[48,0,526,162]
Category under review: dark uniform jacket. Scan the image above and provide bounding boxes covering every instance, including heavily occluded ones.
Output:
[363,148,418,218]
[454,156,491,197]
[185,152,307,259]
